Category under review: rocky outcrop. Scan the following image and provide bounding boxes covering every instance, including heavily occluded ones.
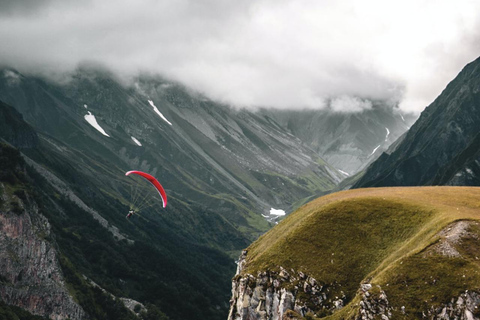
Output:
[427,291,480,320]
[228,251,345,320]
[0,182,85,319]
[228,250,480,320]
[356,284,392,320]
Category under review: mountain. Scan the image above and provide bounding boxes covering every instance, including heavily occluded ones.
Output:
[0,66,413,319]
[228,186,480,319]
[0,67,342,234]
[354,56,480,188]
[0,67,344,319]
[261,104,413,176]
[0,100,244,319]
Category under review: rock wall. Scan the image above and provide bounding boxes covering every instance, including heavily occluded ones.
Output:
[0,182,85,319]
[427,291,480,320]
[228,251,480,320]
[356,284,392,320]
[358,285,480,320]
[227,251,345,320]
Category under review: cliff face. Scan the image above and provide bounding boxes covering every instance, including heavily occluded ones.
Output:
[228,251,345,320]
[357,285,480,320]
[228,251,480,320]
[0,182,85,319]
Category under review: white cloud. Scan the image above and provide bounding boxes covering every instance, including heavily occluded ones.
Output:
[0,0,479,113]
[330,96,373,113]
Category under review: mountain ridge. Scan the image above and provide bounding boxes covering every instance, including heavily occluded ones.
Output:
[354,56,480,188]
[228,186,480,319]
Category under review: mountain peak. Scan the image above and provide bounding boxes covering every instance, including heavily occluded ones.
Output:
[354,55,480,188]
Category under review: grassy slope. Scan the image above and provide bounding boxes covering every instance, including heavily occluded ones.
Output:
[241,186,480,318]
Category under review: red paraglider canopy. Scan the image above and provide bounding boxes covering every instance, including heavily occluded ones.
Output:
[125,170,167,208]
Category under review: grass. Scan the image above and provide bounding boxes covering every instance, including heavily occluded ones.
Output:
[239,186,480,319]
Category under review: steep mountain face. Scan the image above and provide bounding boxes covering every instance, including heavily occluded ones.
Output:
[0,68,341,234]
[0,145,85,320]
[0,104,84,319]
[261,105,413,176]
[0,104,151,319]
[354,56,480,188]
[0,101,238,320]
[228,187,480,319]
[0,101,38,149]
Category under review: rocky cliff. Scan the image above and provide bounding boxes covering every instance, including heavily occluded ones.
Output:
[0,180,85,319]
[229,264,480,320]
[228,251,345,320]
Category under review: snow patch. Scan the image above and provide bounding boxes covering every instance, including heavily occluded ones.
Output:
[338,169,350,176]
[370,145,381,156]
[131,136,142,146]
[400,114,405,122]
[84,104,88,109]
[270,208,286,216]
[148,100,172,126]
[385,127,390,142]
[84,111,110,137]
[466,168,474,176]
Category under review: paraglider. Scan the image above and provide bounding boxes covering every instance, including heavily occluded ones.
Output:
[125,170,167,218]
[126,209,135,218]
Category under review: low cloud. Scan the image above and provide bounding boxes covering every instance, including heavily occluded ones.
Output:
[1,0,479,113]
[330,96,373,113]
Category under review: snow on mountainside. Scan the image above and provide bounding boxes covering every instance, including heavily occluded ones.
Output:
[147,99,172,125]
[0,67,340,237]
[84,111,110,137]
[131,136,142,146]
[0,96,245,320]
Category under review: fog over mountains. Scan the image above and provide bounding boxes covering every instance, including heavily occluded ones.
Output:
[2,1,480,320]
[2,1,480,113]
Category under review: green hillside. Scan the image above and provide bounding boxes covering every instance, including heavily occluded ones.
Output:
[240,187,480,319]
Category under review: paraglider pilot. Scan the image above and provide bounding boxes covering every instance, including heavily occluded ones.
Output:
[126,209,135,219]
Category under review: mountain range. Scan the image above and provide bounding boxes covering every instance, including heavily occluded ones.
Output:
[6,53,479,320]
[3,52,480,319]
[0,67,409,320]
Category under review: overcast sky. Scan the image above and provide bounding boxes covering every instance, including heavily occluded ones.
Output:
[1,0,479,113]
